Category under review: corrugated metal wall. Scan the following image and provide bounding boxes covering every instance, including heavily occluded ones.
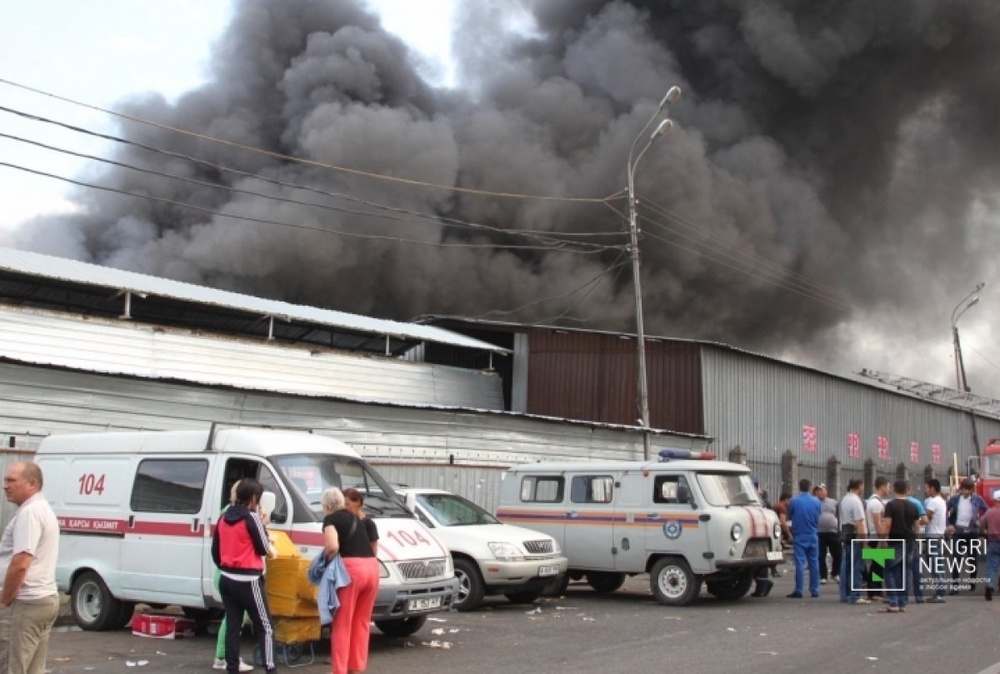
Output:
[524,330,704,434]
[701,345,1000,494]
[0,305,505,411]
[373,463,509,514]
[0,362,710,526]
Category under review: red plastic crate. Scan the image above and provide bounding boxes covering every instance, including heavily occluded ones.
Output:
[131,614,196,639]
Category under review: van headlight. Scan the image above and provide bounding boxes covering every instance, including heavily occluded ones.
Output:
[488,542,525,561]
[378,560,390,579]
[730,523,743,542]
[773,522,782,539]
[551,539,561,554]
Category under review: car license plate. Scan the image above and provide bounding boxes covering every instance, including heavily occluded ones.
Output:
[538,565,561,577]
[766,550,784,561]
[408,596,442,612]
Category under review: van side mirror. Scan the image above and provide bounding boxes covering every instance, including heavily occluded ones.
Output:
[676,485,690,504]
[404,492,417,513]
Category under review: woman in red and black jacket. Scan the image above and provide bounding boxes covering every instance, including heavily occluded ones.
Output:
[211,479,276,674]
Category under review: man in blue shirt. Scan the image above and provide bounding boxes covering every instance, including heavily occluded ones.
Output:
[786,478,822,598]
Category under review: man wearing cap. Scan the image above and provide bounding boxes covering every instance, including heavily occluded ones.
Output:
[786,478,822,598]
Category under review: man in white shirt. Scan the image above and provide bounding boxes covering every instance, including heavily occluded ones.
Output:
[922,478,948,603]
[838,479,869,604]
[0,461,60,674]
[864,477,890,598]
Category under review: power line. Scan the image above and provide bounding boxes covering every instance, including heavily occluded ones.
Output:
[0,162,615,255]
[0,105,626,251]
[0,78,610,203]
[0,127,623,254]
[474,252,631,322]
[600,186,851,309]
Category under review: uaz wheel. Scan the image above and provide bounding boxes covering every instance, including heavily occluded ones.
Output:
[650,558,701,606]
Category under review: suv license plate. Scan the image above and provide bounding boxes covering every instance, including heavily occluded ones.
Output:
[766,551,784,561]
[538,565,561,577]
[408,596,442,612]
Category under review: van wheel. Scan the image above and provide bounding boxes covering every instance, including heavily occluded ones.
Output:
[540,573,570,597]
[114,602,136,630]
[586,572,626,593]
[453,559,485,612]
[650,558,701,606]
[71,571,123,631]
[706,574,754,601]
[374,615,427,638]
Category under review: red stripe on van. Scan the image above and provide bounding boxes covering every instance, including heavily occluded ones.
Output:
[58,516,127,536]
[58,517,204,538]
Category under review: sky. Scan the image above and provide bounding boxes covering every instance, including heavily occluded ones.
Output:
[0,0,998,405]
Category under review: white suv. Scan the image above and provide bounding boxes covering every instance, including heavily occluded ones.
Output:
[397,488,568,611]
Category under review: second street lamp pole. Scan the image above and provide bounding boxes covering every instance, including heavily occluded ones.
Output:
[951,282,985,462]
[627,86,680,460]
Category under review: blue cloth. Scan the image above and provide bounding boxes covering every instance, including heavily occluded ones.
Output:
[884,541,911,608]
[906,496,926,517]
[789,491,822,596]
[946,493,989,530]
[839,541,864,602]
[792,537,820,596]
[788,492,822,537]
[307,551,352,625]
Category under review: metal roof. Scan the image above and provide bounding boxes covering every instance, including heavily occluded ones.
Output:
[417,315,1000,421]
[0,248,507,355]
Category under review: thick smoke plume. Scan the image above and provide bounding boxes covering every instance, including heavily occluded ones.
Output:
[10,0,1000,392]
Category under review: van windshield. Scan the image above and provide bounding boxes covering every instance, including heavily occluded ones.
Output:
[272,454,411,520]
[695,473,761,507]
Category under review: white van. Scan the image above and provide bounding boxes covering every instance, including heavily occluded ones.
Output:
[396,487,568,611]
[496,457,783,606]
[35,427,459,636]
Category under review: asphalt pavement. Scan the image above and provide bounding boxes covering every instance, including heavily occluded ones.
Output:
[44,570,1000,674]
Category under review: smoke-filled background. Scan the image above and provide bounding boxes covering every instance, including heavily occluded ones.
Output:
[3,0,1000,397]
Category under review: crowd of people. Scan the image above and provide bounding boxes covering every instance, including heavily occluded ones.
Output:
[769,475,1000,611]
[211,479,380,674]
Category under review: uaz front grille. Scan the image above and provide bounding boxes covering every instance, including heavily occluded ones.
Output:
[523,539,554,554]
[742,539,770,559]
[397,558,447,579]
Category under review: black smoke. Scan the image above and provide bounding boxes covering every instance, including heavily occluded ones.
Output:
[9,0,1000,390]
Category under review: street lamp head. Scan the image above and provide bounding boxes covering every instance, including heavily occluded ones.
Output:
[968,296,980,309]
[656,86,682,110]
[650,118,674,141]
[975,281,986,292]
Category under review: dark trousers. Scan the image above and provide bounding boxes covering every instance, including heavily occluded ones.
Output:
[950,528,979,583]
[863,541,883,596]
[818,532,842,579]
[219,574,275,674]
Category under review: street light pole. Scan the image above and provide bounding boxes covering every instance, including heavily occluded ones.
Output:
[951,282,985,460]
[627,86,680,460]
[951,282,984,391]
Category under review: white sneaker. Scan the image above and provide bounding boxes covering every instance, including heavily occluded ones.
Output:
[213,658,253,672]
